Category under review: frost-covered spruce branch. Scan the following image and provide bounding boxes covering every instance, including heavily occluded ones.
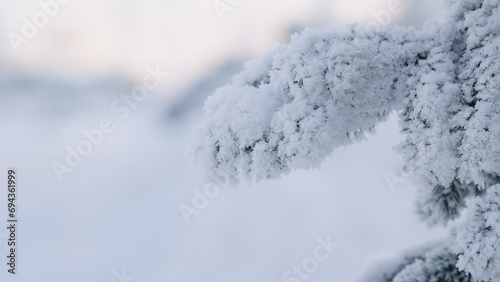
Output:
[354,239,473,282]
[191,0,500,280]
[193,26,433,184]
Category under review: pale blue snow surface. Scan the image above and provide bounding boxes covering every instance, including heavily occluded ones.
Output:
[0,71,446,281]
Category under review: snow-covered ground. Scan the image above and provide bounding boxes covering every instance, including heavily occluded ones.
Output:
[0,69,447,281]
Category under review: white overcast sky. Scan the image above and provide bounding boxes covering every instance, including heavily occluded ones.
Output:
[0,0,447,90]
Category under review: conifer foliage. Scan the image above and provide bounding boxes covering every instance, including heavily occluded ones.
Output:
[192,0,500,280]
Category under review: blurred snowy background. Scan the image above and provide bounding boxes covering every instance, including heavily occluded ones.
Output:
[0,0,451,281]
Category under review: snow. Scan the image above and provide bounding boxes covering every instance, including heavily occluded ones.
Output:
[0,73,447,281]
